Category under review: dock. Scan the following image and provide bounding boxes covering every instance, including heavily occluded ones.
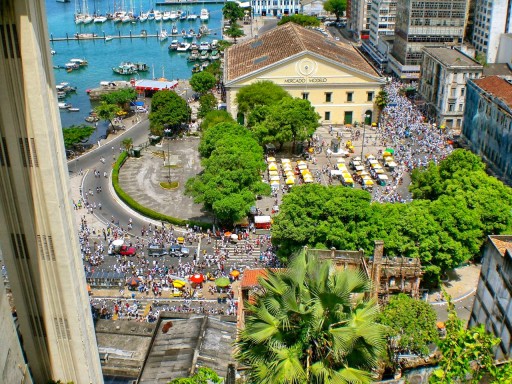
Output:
[49,31,220,43]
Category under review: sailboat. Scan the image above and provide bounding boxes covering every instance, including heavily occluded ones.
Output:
[159,20,168,42]
[139,0,148,22]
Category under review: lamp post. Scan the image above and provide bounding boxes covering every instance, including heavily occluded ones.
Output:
[360,113,371,159]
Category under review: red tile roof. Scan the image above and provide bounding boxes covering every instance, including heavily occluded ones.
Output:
[240,268,269,288]
[473,76,512,109]
[225,22,381,82]
[490,236,512,257]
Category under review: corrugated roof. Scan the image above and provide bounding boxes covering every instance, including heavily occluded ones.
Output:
[473,76,512,109]
[225,23,380,82]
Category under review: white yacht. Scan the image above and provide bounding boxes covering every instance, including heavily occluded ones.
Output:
[200,8,209,21]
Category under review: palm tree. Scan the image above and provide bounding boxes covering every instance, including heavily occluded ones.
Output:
[95,101,121,132]
[235,250,386,384]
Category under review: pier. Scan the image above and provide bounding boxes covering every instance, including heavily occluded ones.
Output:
[49,31,221,43]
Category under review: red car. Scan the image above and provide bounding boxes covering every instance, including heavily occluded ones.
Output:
[119,245,136,256]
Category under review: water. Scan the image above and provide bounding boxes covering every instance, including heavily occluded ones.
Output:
[46,0,224,136]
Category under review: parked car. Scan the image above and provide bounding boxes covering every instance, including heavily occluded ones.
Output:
[169,244,182,257]
[148,245,168,257]
[180,246,190,257]
[119,245,136,256]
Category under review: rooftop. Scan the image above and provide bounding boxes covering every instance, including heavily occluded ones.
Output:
[240,268,269,289]
[225,23,380,82]
[473,76,512,109]
[489,235,512,257]
[483,63,512,77]
[422,47,482,68]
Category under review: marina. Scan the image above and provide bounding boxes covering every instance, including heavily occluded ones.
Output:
[46,0,224,133]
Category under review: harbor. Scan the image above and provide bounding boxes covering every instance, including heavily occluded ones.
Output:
[46,0,224,132]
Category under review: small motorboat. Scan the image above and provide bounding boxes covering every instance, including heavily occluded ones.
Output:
[105,36,113,42]
[58,102,71,109]
[68,107,80,112]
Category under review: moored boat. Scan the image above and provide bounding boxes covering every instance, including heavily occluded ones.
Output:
[159,29,168,41]
[188,50,200,61]
[93,15,107,23]
[209,50,220,60]
[199,50,209,61]
[68,107,80,112]
[168,40,179,50]
[70,58,88,66]
[200,8,209,21]
[171,24,178,35]
[199,41,210,51]
[58,102,72,109]
[112,62,149,75]
[187,12,197,20]
[176,42,191,51]
[191,63,201,73]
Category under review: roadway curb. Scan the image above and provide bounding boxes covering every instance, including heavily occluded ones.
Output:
[429,288,476,306]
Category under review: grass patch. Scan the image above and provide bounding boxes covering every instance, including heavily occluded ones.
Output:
[152,151,165,159]
[160,181,179,189]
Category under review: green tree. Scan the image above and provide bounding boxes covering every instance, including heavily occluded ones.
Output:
[203,60,222,81]
[198,93,218,118]
[375,89,389,114]
[168,367,222,384]
[224,22,244,43]
[149,90,191,136]
[94,102,122,131]
[378,294,438,356]
[277,14,321,27]
[236,250,386,383]
[222,1,245,23]
[189,71,217,95]
[200,110,235,131]
[216,39,233,52]
[121,137,133,152]
[235,81,290,117]
[100,88,137,110]
[430,295,501,384]
[62,125,95,148]
[252,97,320,150]
[323,0,347,21]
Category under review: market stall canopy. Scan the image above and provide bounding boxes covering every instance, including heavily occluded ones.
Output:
[189,273,205,284]
[371,163,383,169]
[172,280,186,288]
[112,239,124,247]
[230,234,239,241]
[281,158,290,164]
[285,170,294,177]
[330,170,343,176]
[297,160,307,166]
[270,180,280,186]
[135,79,178,91]
[286,178,295,185]
[364,179,374,185]
[298,164,308,170]
[268,163,278,171]
[353,157,362,161]
[378,174,389,180]
[304,178,314,183]
[357,170,369,176]
[386,161,398,167]
[230,270,240,277]
[355,165,365,171]
[385,148,395,154]
[267,157,276,162]
[365,154,376,159]
[270,175,280,181]
[215,277,231,287]
[127,276,141,286]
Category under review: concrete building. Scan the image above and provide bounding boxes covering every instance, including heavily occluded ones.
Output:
[224,23,385,125]
[361,0,397,71]
[388,0,467,80]
[251,0,301,16]
[497,34,512,64]
[469,235,512,361]
[418,47,483,130]
[471,0,512,64]
[462,76,512,185]
[348,0,372,41]
[0,1,103,383]
[300,0,326,16]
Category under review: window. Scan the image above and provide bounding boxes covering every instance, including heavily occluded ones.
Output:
[302,92,309,100]
[450,88,456,97]
[461,88,465,97]
[347,92,354,102]
[324,111,331,120]
[448,103,455,112]
[325,92,332,102]
[458,104,463,111]
[367,92,374,101]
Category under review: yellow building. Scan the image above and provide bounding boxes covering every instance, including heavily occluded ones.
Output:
[224,23,385,125]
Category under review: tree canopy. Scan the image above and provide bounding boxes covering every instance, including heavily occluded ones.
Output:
[198,93,218,119]
[271,151,512,285]
[200,110,235,131]
[62,125,95,148]
[235,81,290,116]
[168,367,222,384]
[235,250,386,383]
[323,0,347,21]
[378,294,438,356]
[186,122,270,224]
[224,23,245,43]
[148,90,191,136]
[189,71,217,95]
[100,88,137,109]
[277,14,321,27]
[94,101,121,127]
[250,97,320,150]
[222,1,245,23]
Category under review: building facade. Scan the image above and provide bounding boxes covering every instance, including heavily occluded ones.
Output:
[462,76,512,185]
[361,0,397,71]
[388,0,467,80]
[224,23,385,126]
[469,235,512,361]
[471,0,512,64]
[251,0,301,16]
[0,1,104,383]
[419,47,483,130]
[348,0,372,41]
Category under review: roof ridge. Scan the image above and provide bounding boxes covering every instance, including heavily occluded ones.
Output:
[288,22,308,52]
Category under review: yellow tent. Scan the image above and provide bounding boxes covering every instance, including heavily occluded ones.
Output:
[303,178,314,183]
[357,170,369,176]
[270,180,280,186]
[337,164,348,171]
[372,163,383,170]
[268,163,278,171]
[365,154,376,160]
[297,160,307,165]
[267,157,276,162]
[300,169,311,175]
[173,280,186,288]
[364,179,374,186]
[270,175,280,181]
[281,158,291,164]
[285,170,295,178]
[269,170,279,176]
[285,178,295,185]
[143,303,151,317]
[342,172,352,179]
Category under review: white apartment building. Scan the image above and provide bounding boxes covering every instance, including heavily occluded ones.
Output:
[361,0,397,70]
[471,0,512,64]
[252,0,301,16]
[419,47,483,129]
